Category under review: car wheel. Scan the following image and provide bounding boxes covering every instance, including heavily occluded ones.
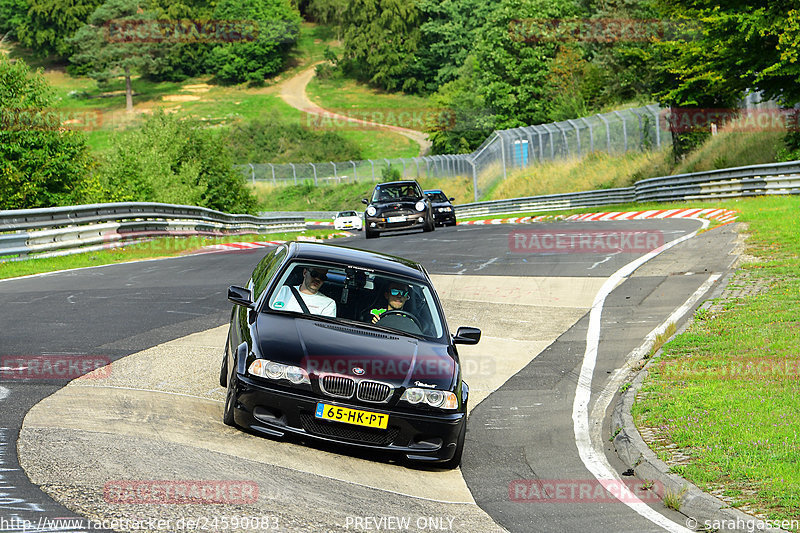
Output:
[440,420,466,469]
[423,216,434,232]
[222,358,238,427]
[365,228,378,239]
[219,347,228,388]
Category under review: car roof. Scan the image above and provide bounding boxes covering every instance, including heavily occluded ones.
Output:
[375,180,418,188]
[285,242,428,281]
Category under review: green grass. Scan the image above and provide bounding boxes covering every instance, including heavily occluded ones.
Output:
[307,74,431,116]
[0,229,340,280]
[632,195,800,526]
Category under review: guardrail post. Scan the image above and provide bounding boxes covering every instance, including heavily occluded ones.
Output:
[542,124,556,159]
[613,111,628,152]
[646,104,662,148]
[470,158,479,202]
[580,117,594,153]
[597,114,611,154]
[567,119,581,155]
[499,132,507,180]
[290,163,297,184]
[310,163,318,185]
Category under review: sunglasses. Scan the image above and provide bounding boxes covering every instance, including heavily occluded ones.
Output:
[307,269,327,280]
[389,288,410,298]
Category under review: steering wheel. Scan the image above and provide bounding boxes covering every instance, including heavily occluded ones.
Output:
[378,309,423,329]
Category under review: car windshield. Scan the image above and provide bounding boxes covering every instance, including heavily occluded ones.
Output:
[337,211,357,217]
[371,184,420,202]
[426,191,448,202]
[265,260,445,340]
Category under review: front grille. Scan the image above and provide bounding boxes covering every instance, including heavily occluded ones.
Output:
[300,414,399,446]
[320,375,355,398]
[386,208,413,217]
[357,381,392,403]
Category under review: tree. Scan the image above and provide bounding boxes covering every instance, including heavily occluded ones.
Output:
[207,0,301,84]
[0,56,93,209]
[412,0,493,93]
[96,110,257,214]
[68,0,162,111]
[468,0,583,129]
[339,0,422,92]
[14,0,103,57]
[0,0,27,40]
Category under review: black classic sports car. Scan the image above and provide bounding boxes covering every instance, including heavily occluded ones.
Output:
[362,180,435,239]
[423,189,457,227]
[221,242,481,468]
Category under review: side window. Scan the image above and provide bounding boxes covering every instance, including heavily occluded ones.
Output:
[252,246,287,301]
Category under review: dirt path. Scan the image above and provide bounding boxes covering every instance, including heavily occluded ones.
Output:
[278,63,432,156]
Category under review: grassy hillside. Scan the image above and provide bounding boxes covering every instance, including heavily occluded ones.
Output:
[253,128,788,211]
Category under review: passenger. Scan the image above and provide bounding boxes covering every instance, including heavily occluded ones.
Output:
[273,267,337,317]
[368,282,410,323]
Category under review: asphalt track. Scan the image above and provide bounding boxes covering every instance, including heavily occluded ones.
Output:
[0,220,741,532]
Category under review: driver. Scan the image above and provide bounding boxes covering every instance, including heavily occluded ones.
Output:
[273,267,337,317]
[369,282,410,323]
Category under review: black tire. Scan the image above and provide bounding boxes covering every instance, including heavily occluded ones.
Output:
[219,349,228,388]
[365,228,378,239]
[222,358,238,427]
[423,215,435,232]
[439,420,466,469]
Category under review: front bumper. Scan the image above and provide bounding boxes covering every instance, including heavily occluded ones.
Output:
[433,212,456,225]
[232,374,465,463]
[365,214,427,233]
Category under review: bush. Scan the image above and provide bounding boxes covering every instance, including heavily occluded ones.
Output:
[95,110,257,213]
[225,112,362,163]
[207,0,302,84]
[0,56,94,209]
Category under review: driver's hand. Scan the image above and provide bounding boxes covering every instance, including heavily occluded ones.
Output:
[371,314,379,324]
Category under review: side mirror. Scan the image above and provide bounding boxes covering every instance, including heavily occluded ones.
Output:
[453,326,481,345]
[449,197,455,202]
[361,198,368,205]
[228,285,254,308]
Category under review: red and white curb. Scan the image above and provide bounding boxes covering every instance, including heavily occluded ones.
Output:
[565,208,738,223]
[192,233,353,254]
[458,215,552,225]
[306,221,334,227]
[458,208,738,225]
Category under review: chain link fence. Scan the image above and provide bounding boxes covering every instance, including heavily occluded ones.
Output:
[236,105,669,201]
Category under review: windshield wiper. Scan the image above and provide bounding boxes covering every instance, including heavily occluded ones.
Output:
[336,317,425,340]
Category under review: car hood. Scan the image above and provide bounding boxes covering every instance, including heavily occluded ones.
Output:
[255,314,455,390]
[429,201,452,208]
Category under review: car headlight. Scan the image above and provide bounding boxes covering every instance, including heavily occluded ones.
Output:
[438,207,452,213]
[415,201,425,212]
[249,359,310,385]
[400,388,458,409]
[366,206,377,217]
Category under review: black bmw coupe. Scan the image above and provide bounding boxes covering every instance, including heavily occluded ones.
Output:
[221,242,481,468]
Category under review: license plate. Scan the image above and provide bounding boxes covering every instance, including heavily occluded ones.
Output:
[387,216,405,223]
[315,403,388,429]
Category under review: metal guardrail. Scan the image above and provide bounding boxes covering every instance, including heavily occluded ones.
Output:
[0,202,304,259]
[455,161,800,217]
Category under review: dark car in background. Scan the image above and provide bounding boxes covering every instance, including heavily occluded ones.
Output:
[221,242,481,468]
[362,180,435,239]
[424,189,457,227]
